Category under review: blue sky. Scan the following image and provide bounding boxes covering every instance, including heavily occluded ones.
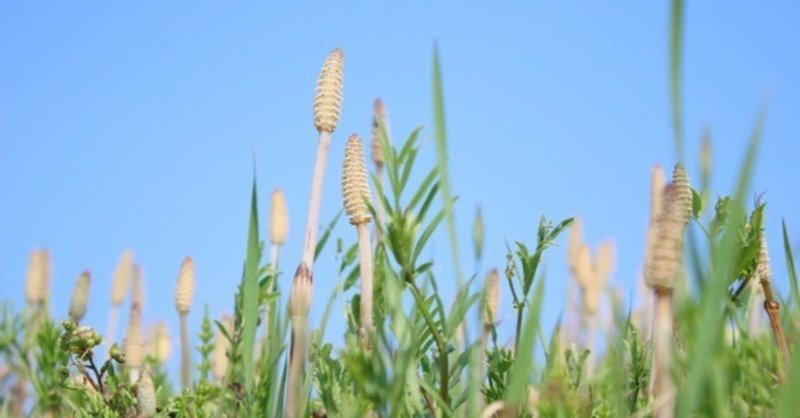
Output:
[1,2,799,379]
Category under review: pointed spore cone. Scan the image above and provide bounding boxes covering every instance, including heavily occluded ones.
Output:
[270,189,289,247]
[483,269,500,327]
[213,315,233,381]
[111,249,134,306]
[137,370,156,417]
[342,134,372,225]
[124,306,144,371]
[671,163,693,226]
[645,183,685,290]
[313,48,344,133]
[69,271,91,322]
[174,257,195,315]
[25,249,51,305]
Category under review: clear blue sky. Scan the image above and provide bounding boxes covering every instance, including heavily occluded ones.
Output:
[2,2,799,379]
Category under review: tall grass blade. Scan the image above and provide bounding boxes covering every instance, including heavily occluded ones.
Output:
[669,0,685,162]
[241,176,262,392]
[782,219,799,310]
[432,45,463,286]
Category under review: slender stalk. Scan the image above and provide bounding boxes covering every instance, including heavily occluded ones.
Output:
[105,306,119,344]
[302,132,332,269]
[761,284,790,367]
[651,288,675,418]
[287,318,308,418]
[357,223,374,336]
[262,244,281,343]
[407,282,450,405]
[179,313,191,388]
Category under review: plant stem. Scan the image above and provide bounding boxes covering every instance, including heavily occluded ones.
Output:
[407,282,450,405]
[180,312,191,389]
[760,277,790,367]
[262,244,281,343]
[356,223,374,337]
[651,288,676,418]
[301,131,333,271]
[105,306,119,344]
[287,317,308,418]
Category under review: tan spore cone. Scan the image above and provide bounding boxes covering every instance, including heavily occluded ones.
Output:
[342,134,372,225]
[175,257,196,314]
[112,249,135,307]
[25,248,51,305]
[313,48,344,133]
[645,183,685,290]
[124,305,144,371]
[270,189,289,247]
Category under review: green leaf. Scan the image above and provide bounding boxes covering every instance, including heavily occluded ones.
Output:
[432,45,463,287]
[241,176,262,393]
[783,219,800,310]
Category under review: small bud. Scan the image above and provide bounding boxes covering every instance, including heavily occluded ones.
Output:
[269,189,289,247]
[289,263,313,318]
[69,271,91,322]
[109,343,125,363]
[174,257,196,315]
[313,48,344,133]
[371,98,389,167]
[25,249,51,305]
[136,370,157,417]
[111,249,134,306]
[342,134,372,225]
[483,269,500,326]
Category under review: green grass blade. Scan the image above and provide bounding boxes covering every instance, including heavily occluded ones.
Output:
[432,45,463,286]
[679,102,767,416]
[782,219,799,310]
[669,0,685,161]
[241,176,262,392]
[506,278,544,407]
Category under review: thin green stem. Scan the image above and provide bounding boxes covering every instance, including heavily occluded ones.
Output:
[407,282,450,406]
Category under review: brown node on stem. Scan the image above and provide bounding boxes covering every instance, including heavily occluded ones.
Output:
[289,263,313,318]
